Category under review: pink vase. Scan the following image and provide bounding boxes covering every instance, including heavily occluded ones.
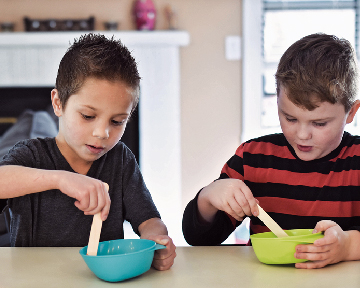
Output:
[133,0,156,31]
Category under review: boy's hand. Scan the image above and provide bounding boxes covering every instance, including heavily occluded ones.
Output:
[57,172,111,220]
[145,235,176,271]
[294,220,350,269]
[138,218,175,270]
[198,179,259,223]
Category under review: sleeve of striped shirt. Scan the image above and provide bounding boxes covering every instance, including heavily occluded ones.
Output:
[182,144,247,245]
[182,191,238,246]
[219,144,246,227]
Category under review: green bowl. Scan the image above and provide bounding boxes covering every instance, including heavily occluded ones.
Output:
[250,229,324,264]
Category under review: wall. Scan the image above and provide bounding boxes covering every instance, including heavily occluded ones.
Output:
[0,0,241,216]
[173,1,241,212]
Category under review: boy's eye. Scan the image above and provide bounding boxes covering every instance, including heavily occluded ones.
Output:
[285,117,296,123]
[313,122,327,127]
[112,119,126,126]
[81,113,94,120]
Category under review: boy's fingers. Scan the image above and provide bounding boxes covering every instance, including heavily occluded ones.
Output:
[87,191,99,211]
[74,200,81,209]
[229,197,246,217]
[296,249,330,262]
[94,186,107,211]
[158,238,169,246]
[103,196,111,220]
[101,209,109,221]
[154,247,176,262]
[146,236,175,251]
[102,182,111,220]
[314,220,337,233]
[75,197,89,211]
[225,203,243,221]
[148,235,170,246]
[296,243,330,254]
[143,235,176,270]
[237,180,258,216]
[295,260,328,269]
[84,182,111,219]
[233,194,250,215]
[152,257,175,271]
[314,232,337,247]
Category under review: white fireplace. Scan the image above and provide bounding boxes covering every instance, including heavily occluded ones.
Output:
[0,31,189,245]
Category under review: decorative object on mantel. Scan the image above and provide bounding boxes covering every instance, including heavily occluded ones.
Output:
[133,0,156,31]
[164,4,177,30]
[1,22,14,32]
[104,21,119,31]
[24,16,95,32]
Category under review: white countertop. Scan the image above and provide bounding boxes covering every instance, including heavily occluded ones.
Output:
[0,246,359,288]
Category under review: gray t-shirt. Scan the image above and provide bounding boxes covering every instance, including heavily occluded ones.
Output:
[0,138,160,247]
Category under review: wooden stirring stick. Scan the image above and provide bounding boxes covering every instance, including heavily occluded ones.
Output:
[257,204,288,238]
[87,183,109,256]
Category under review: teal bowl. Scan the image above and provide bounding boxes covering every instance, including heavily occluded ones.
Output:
[79,239,166,282]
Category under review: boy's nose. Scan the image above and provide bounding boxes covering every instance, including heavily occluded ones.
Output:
[297,125,312,140]
[92,125,110,139]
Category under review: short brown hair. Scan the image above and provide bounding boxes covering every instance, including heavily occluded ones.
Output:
[55,33,141,113]
[275,33,358,112]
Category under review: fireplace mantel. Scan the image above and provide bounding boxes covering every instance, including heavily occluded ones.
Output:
[0,30,189,47]
[0,31,189,86]
[0,31,189,245]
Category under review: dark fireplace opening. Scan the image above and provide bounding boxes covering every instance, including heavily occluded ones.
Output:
[0,87,139,211]
[0,87,54,135]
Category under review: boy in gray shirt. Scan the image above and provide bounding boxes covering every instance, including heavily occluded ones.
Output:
[0,33,175,271]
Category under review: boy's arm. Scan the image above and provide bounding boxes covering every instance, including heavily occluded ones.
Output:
[138,217,168,237]
[0,165,60,198]
[182,192,238,245]
[0,165,111,220]
[138,217,176,270]
[345,230,360,261]
[182,179,258,246]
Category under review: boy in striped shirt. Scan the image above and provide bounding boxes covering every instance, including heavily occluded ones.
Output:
[183,33,360,269]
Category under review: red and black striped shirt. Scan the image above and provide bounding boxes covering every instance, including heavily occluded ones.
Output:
[182,132,360,245]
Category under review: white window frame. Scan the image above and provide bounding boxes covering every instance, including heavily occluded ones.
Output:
[242,0,360,142]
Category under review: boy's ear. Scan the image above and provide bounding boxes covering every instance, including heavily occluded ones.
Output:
[346,100,360,124]
[51,89,62,117]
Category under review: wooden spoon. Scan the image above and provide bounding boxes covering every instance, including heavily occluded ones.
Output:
[256,204,288,238]
[86,182,109,256]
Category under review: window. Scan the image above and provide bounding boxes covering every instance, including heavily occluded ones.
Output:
[242,0,360,141]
